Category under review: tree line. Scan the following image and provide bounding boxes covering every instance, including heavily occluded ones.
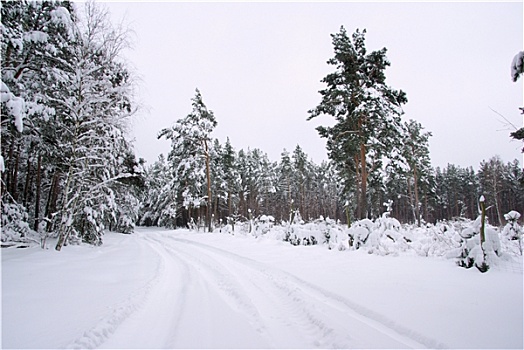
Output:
[141,121,522,229]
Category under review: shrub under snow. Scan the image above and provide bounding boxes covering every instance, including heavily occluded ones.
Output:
[215,210,522,272]
[501,211,523,255]
[1,200,36,245]
[453,216,502,272]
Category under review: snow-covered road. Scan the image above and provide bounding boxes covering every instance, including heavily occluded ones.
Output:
[2,228,522,349]
[104,234,430,348]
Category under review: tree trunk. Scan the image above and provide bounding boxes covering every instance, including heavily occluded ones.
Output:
[11,141,22,201]
[188,204,193,228]
[56,164,76,251]
[45,170,61,231]
[491,177,503,226]
[227,189,232,218]
[4,136,16,195]
[413,164,421,227]
[353,156,361,220]
[407,177,416,223]
[23,149,32,207]
[215,196,219,224]
[33,154,42,231]
[359,142,368,219]
[239,191,245,218]
[345,203,351,228]
[423,193,429,223]
[204,139,212,232]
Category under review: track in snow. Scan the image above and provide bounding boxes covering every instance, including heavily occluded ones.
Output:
[90,230,446,349]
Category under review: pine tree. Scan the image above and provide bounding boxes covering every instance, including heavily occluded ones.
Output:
[478,156,505,226]
[292,145,308,218]
[400,120,433,226]
[308,27,407,219]
[159,88,217,232]
[503,160,524,214]
[220,137,240,223]
[277,149,293,220]
[139,154,178,227]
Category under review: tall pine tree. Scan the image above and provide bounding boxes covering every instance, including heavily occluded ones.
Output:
[159,89,217,232]
[308,27,407,219]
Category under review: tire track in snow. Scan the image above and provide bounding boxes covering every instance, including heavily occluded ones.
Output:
[153,234,334,347]
[159,236,356,348]
[166,235,448,349]
[65,235,165,349]
[153,236,273,346]
[98,234,193,349]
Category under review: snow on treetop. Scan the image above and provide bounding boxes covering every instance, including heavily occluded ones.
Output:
[50,6,73,27]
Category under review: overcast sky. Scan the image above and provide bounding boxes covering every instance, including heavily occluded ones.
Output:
[104,1,523,170]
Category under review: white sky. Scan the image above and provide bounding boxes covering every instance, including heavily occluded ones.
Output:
[104,1,523,169]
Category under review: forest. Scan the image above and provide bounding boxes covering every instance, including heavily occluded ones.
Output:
[1,1,523,250]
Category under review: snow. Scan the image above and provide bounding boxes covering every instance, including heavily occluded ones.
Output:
[1,81,26,132]
[511,51,524,82]
[2,228,522,349]
[50,6,74,37]
[505,210,521,221]
[6,97,25,132]
[0,81,11,103]
[23,31,49,43]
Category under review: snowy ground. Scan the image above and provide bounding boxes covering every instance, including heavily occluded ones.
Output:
[2,227,523,349]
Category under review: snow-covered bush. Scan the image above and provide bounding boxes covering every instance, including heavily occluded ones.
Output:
[454,216,501,272]
[190,207,523,273]
[501,211,523,255]
[410,222,462,257]
[1,200,34,244]
[347,218,374,249]
[279,211,329,247]
[253,215,274,237]
[347,213,411,256]
[313,216,346,250]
